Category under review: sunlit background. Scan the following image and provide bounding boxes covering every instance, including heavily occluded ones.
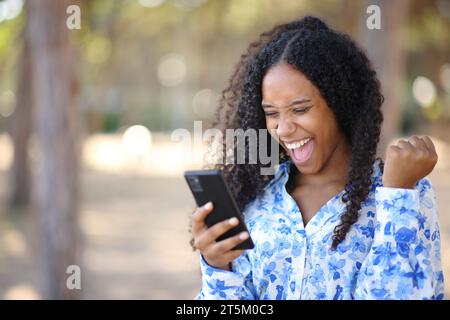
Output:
[0,0,450,299]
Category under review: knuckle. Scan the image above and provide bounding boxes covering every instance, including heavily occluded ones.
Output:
[192,215,200,224]
[192,209,203,221]
[204,228,214,240]
[388,148,400,159]
[216,220,232,234]
[388,145,399,153]
[215,236,237,253]
[415,149,426,158]
[216,241,229,253]
[214,241,224,251]
[206,246,221,259]
[421,148,431,157]
[193,238,202,250]
[400,148,412,157]
[207,226,221,240]
[222,219,232,228]
[202,248,214,259]
[222,220,234,231]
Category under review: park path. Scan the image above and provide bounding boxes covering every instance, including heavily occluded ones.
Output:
[0,134,449,299]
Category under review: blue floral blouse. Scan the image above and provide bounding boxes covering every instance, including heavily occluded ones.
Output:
[195,159,444,300]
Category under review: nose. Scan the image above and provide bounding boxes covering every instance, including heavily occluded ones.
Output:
[276,113,295,139]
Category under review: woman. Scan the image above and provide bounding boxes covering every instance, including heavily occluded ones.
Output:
[191,16,444,300]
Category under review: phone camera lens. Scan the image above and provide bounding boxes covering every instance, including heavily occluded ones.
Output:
[188,176,203,192]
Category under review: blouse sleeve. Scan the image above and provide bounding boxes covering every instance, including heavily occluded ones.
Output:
[195,252,257,300]
[354,178,445,300]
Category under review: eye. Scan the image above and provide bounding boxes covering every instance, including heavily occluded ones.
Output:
[293,106,311,114]
[264,111,278,117]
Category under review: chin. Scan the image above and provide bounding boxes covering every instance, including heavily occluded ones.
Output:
[292,161,319,175]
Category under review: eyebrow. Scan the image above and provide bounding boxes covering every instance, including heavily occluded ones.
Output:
[261,98,312,109]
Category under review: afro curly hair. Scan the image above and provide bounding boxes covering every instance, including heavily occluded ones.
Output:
[206,16,384,249]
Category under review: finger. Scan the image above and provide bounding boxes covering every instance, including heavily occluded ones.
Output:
[210,231,250,253]
[221,249,245,262]
[194,217,240,250]
[386,143,401,152]
[421,136,437,155]
[408,136,428,153]
[396,139,413,150]
[202,247,245,267]
[192,202,213,235]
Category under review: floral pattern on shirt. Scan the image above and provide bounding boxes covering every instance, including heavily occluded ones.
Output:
[195,159,444,300]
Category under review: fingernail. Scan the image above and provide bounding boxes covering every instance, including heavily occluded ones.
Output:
[204,202,212,210]
[229,217,239,225]
[239,232,249,240]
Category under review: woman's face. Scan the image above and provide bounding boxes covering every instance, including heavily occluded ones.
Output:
[262,63,348,175]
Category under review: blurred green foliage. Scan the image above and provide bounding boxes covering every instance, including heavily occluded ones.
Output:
[0,0,449,134]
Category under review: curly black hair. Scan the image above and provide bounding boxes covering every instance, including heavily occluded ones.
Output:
[204,16,384,250]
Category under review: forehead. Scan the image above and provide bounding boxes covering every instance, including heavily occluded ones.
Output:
[262,63,317,102]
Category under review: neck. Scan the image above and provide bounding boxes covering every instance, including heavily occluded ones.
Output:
[295,138,351,187]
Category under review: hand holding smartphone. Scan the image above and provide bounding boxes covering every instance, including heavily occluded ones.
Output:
[184,169,254,250]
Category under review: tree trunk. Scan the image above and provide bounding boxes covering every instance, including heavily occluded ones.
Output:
[361,0,409,156]
[8,15,32,209]
[27,0,81,299]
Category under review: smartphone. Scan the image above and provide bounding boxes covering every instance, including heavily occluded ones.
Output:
[184,169,254,250]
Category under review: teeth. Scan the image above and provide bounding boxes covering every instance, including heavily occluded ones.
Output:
[286,138,311,149]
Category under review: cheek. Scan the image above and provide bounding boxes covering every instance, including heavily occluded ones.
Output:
[265,115,278,127]
[322,114,341,139]
[316,116,343,154]
[265,117,274,128]
[291,114,317,135]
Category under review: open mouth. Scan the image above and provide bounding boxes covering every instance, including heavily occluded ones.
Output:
[286,138,314,165]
